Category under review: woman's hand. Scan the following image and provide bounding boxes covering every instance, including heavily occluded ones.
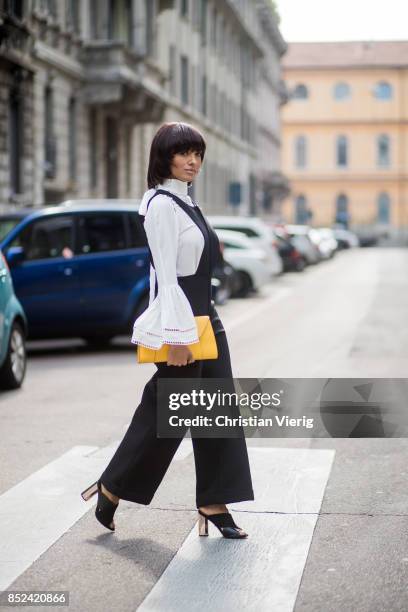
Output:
[167,345,195,366]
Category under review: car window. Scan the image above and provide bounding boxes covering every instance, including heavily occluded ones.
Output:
[79,213,126,253]
[222,241,243,249]
[128,213,147,248]
[8,215,75,260]
[214,226,259,238]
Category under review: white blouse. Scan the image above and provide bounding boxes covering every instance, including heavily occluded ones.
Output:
[131,178,205,349]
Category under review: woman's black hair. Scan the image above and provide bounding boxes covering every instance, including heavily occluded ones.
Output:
[147,122,206,189]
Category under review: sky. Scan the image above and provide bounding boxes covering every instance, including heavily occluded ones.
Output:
[275,0,408,42]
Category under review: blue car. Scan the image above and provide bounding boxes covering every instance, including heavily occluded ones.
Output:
[0,201,150,346]
[0,251,27,389]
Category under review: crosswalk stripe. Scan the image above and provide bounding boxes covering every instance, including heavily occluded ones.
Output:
[0,434,194,590]
[136,447,335,612]
[0,444,118,590]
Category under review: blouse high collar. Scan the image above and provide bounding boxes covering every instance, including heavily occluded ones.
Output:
[158,178,190,196]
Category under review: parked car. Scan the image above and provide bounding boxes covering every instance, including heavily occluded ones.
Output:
[0,200,151,345]
[283,224,321,264]
[332,227,360,249]
[207,215,283,276]
[0,251,27,389]
[214,229,271,297]
[274,234,306,272]
[313,228,339,258]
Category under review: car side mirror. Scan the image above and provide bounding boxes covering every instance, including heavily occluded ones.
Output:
[5,246,26,267]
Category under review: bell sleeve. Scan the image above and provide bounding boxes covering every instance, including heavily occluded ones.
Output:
[135,195,199,347]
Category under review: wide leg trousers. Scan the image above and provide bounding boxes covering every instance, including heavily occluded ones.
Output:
[100,331,255,508]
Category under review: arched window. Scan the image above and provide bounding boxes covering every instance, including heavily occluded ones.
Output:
[335,193,349,228]
[294,135,307,168]
[374,81,393,100]
[336,135,348,167]
[292,84,308,100]
[377,134,390,167]
[377,192,390,223]
[334,82,351,100]
[295,194,309,224]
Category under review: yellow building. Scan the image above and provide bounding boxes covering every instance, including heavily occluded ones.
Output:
[280,41,408,233]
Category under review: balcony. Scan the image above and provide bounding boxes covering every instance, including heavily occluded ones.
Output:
[0,2,33,68]
[81,41,167,122]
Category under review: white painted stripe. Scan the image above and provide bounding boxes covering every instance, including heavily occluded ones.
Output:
[137,447,335,612]
[0,433,194,590]
[172,437,193,461]
[0,444,119,590]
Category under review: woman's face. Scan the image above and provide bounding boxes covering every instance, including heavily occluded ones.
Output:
[170,150,202,182]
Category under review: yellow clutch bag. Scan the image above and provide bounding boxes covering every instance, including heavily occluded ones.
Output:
[137,315,218,363]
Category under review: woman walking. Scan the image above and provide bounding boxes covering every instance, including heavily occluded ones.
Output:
[81,122,254,539]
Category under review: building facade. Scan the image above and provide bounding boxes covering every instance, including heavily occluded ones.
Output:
[0,0,288,216]
[281,40,408,233]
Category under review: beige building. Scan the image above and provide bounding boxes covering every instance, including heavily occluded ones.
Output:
[280,41,408,234]
[0,0,288,216]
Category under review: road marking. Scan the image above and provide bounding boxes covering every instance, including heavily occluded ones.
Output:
[0,444,118,590]
[0,433,196,590]
[137,447,335,612]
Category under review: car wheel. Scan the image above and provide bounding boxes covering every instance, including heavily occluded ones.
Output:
[83,335,113,348]
[296,257,306,272]
[133,293,149,321]
[0,320,27,390]
[235,271,253,298]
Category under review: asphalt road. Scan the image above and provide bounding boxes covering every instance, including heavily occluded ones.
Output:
[1,247,407,612]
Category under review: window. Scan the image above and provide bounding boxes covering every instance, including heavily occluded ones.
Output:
[293,84,308,100]
[335,193,349,227]
[89,108,98,189]
[9,0,24,19]
[180,0,188,18]
[181,55,189,105]
[200,0,207,43]
[210,6,216,48]
[46,0,57,19]
[68,97,77,182]
[334,82,350,100]
[377,192,390,224]
[336,135,348,167]
[8,87,23,195]
[128,213,147,248]
[145,0,155,56]
[44,85,56,179]
[201,74,207,116]
[67,0,80,33]
[377,134,390,167]
[295,135,307,168]
[11,216,75,261]
[79,214,127,253]
[374,81,392,100]
[221,240,243,249]
[295,195,308,224]
[89,0,98,38]
[125,128,132,194]
[169,45,176,96]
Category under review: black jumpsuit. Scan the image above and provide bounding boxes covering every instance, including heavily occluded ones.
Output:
[100,189,254,508]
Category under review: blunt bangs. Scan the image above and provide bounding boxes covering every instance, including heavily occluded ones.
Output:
[147,122,206,189]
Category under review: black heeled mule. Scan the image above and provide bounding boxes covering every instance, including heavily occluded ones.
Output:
[198,508,248,539]
[81,479,119,531]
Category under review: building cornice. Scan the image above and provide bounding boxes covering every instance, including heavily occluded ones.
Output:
[33,40,84,79]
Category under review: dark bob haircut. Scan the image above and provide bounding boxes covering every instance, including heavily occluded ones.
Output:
[147,122,206,189]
